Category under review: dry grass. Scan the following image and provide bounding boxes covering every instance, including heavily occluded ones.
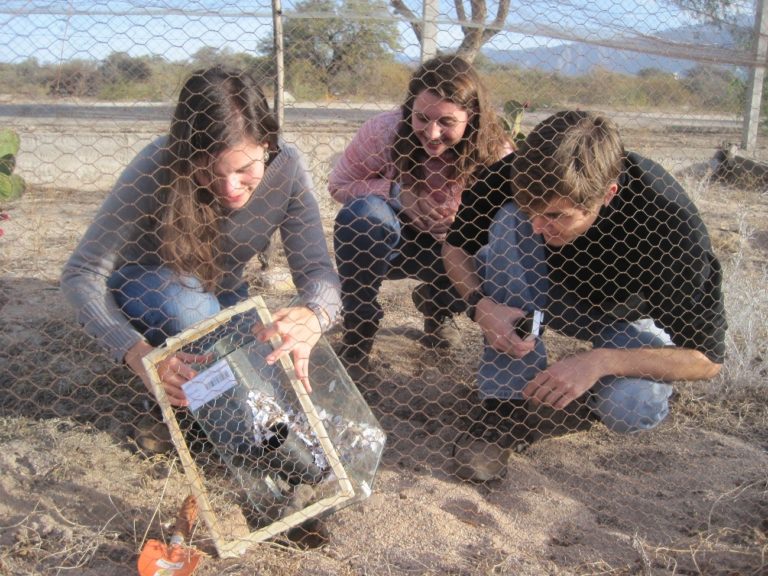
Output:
[0,123,767,575]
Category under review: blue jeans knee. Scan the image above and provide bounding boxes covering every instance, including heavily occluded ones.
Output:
[108,264,223,346]
[334,196,401,261]
[590,377,673,433]
[589,319,675,433]
[333,196,402,319]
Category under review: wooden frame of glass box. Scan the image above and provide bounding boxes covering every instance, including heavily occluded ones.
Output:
[142,296,359,558]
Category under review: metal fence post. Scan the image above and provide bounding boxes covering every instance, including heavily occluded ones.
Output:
[420,0,439,62]
[272,0,285,130]
[742,0,768,155]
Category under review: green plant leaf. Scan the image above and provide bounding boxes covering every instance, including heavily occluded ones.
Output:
[0,129,20,158]
[0,173,25,201]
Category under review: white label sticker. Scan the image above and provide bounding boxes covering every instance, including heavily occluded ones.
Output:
[182,359,237,411]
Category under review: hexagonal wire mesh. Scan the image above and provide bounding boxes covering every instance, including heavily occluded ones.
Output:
[0,1,767,575]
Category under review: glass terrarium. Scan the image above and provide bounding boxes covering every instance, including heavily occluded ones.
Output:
[142,296,385,558]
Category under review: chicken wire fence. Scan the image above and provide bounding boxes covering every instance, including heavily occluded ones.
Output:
[1,1,767,575]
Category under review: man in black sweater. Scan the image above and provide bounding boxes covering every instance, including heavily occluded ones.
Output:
[443,110,727,482]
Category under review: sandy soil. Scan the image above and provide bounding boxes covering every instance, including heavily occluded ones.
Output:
[0,118,766,575]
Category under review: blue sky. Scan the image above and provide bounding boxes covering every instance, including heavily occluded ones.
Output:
[1,1,276,63]
[0,0,749,65]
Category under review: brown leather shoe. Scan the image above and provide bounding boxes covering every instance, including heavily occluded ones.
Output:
[133,414,174,455]
[452,399,530,482]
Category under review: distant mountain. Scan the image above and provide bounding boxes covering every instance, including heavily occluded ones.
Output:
[484,21,748,76]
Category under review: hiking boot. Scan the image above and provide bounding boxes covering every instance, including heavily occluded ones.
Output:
[337,315,378,382]
[452,398,530,483]
[524,395,595,444]
[411,283,461,349]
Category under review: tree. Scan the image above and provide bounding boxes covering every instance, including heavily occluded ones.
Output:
[682,64,745,110]
[670,0,740,23]
[390,0,511,63]
[190,47,267,73]
[262,0,399,96]
[98,52,152,84]
[47,60,100,97]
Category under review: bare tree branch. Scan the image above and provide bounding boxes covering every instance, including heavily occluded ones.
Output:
[390,0,422,44]
[455,0,511,62]
[390,0,511,63]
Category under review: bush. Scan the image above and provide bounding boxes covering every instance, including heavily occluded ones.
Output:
[287,58,329,100]
[333,59,411,100]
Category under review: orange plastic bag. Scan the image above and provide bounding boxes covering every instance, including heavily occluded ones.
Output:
[137,495,203,576]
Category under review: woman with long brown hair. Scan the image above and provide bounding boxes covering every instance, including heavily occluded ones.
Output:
[330,54,512,374]
[62,65,339,412]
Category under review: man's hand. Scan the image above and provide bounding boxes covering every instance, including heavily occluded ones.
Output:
[475,298,537,358]
[523,352,604,410]
[400,186,459,239]
[524,345,722,410]
[124,340,209,407]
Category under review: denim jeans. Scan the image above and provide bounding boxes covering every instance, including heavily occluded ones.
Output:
[479,202,674,434]
[333,195,464,323]
[107,263,246,346]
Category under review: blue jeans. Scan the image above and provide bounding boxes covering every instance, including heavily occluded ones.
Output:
[479,202,674,434]
[107,264,246,346]
[333,195,464,323]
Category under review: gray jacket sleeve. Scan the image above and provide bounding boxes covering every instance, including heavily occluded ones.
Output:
[279,148,342,329]
[60,138,167,362]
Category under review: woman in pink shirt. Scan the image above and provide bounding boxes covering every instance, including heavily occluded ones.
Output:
[330,54,512,373]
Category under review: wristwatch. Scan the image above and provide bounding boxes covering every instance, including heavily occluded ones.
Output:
[305,302,330,332]
[465,290,484,322]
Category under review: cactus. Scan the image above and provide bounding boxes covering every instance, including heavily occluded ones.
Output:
[0,128,26,201]
[500,99,529,146]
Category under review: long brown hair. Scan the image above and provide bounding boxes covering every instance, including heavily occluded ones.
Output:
[159,66,279,291]
[392,54,508,190]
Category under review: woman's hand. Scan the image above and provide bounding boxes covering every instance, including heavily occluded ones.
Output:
[400,186,459,239]
[252,306,322,393]
[124,340,210,407]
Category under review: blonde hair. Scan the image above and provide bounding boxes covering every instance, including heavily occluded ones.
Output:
[512,110,624,212]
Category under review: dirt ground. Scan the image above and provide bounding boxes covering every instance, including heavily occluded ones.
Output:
[0,117,767,575]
